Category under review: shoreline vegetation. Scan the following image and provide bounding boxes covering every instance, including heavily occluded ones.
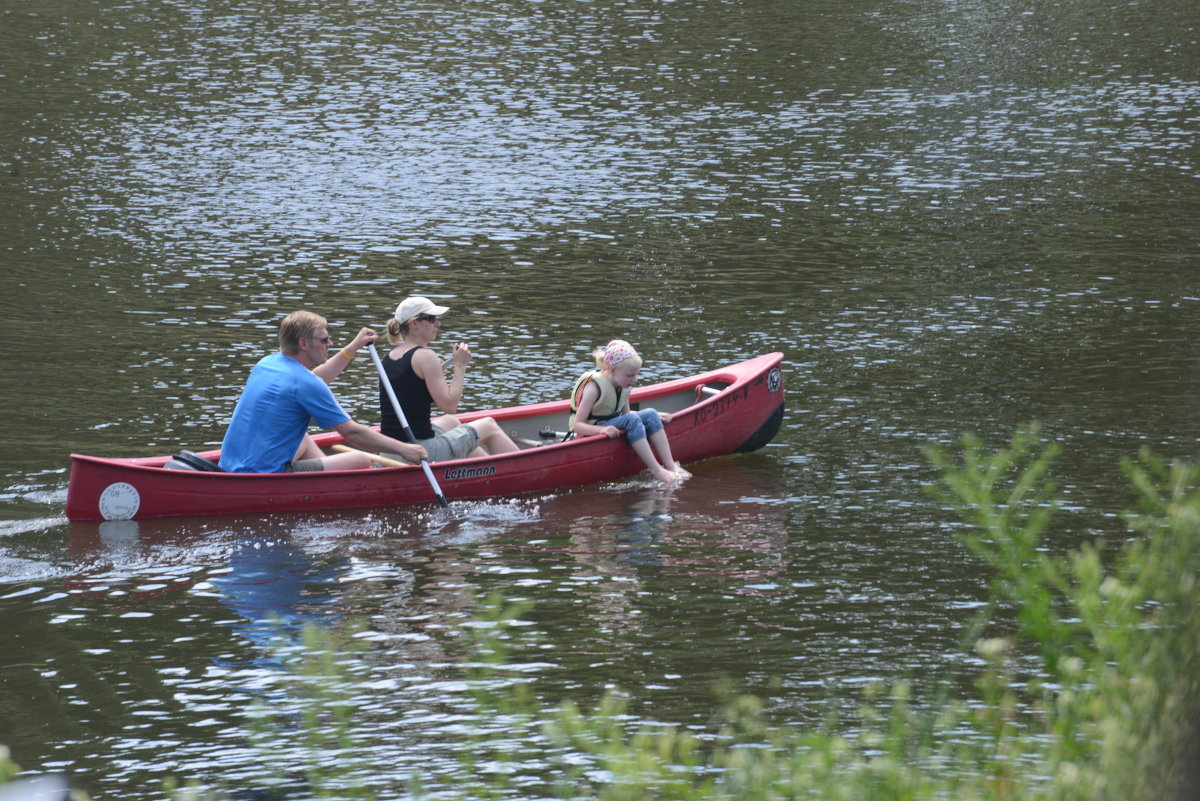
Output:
[5,425,1198,800]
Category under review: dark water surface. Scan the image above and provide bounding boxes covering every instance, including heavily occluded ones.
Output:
[2,0,1198,796]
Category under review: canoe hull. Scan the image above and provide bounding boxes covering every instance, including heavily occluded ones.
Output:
[66,353,785,521]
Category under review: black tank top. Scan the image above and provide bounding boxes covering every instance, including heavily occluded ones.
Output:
[379,348,435,441]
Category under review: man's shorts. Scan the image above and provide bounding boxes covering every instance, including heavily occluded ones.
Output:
[286,457,325,472]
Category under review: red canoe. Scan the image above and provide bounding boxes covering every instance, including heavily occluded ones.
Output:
[66,353,785,521]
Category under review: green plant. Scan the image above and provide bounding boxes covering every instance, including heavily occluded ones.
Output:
[0,746,22,786]
[925,428,1200,801]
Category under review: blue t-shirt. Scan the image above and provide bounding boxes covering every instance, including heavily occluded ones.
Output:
[219,352,351,473]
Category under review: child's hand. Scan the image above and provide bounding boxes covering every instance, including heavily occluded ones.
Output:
[660,412,673,424]
[602,426,621,438]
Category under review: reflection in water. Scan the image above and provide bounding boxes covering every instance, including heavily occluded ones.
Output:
[210,536,345,658]
[560,462,789,576]
[564,487,674,640]
[483,459,794,683]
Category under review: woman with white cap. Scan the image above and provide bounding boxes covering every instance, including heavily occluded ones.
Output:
[378,296,520,461]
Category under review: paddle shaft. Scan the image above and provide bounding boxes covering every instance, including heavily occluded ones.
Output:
[368,344,450,508]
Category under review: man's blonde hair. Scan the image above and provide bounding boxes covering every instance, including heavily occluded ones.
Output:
[278,311,327,355]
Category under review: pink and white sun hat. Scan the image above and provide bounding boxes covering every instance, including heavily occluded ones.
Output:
[602,339,639,367]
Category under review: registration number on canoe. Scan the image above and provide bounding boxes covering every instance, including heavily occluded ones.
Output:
[691,385,750,425]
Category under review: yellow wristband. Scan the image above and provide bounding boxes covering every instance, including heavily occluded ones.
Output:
[339,349,355,361]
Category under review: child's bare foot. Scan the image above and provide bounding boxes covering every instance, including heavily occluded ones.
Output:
[673,463,692,479]
[651,466,678,483]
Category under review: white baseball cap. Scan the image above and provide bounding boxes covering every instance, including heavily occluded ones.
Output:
[394,296,450,323]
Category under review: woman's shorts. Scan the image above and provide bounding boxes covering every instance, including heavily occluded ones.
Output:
[389,423,480,463]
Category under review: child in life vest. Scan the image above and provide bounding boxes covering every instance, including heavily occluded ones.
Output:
[569,340,691,483]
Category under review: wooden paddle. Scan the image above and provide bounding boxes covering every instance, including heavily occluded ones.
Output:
[331,444,409,468]
[367,344,450,508]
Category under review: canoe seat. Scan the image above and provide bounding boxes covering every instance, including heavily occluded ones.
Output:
[539,427,575,444]
[511,427,576,448]
[167,450,224,472]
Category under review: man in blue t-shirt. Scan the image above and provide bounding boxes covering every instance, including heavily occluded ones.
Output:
[220,311,427,473]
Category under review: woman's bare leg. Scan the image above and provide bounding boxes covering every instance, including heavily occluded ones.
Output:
[468,417,520,455]
[432,415,462,432]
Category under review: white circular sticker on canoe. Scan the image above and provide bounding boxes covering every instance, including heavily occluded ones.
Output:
[767,366,782,394]
[99,482,141,521]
